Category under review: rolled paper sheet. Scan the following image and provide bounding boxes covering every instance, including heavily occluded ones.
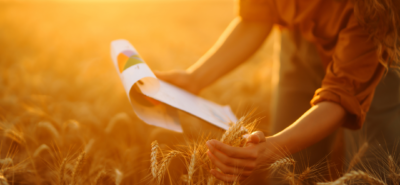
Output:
[111,39,238,132]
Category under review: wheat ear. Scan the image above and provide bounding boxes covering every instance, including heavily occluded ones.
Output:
[157,151,178,184]
[297,167,311,183]
[59,158,67,185]
[93,169,106,185]
[151,140,159,179]
[215,119,244,185]
[71,151,86,185]
[180,174,188,183]
[388,155,399,185]
[230,127,249,147]
[220,124,241,143]
[285,170,296,185]
[316,182,337,185]
[38,121,59,138]
[347,142,368,172]
[33,144,51,158]
[207,176,216,185]
[220,117,246,143]
[325,170,386,185]
[188,148,197,184]
[269,157,296,174]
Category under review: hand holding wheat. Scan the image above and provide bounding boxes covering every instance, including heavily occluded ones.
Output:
[206,131,274,182]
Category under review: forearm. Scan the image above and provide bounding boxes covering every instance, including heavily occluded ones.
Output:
[205,101,347,182]
[267,101,346,155]
[188,17,273,90]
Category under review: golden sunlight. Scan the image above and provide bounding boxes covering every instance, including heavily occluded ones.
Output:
[1,0,399,184]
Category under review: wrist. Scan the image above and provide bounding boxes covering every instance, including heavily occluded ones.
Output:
[186,69,206,93]
[264,136,283,159]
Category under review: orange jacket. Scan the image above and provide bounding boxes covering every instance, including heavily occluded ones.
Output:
[238,0,384,129]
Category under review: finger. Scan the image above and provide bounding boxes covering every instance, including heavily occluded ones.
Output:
[207,151,252,176]
[207,143,256,170]
[246,131,266,145]
[207,140,257,159]
[210,169,247,182]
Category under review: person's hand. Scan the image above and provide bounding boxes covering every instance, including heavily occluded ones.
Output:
[206,131,274,182]
[154,70,201,94]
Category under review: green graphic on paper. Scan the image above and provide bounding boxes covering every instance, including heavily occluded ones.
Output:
[124,55,145,71]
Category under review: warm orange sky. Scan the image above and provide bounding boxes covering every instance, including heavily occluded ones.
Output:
[0,0,216,2]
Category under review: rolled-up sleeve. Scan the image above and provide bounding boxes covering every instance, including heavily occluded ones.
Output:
[310,15,385,130]
[237,0,279,22]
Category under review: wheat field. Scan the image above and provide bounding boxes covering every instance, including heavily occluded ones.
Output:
[0,0,276,184]
[0,0,399,184]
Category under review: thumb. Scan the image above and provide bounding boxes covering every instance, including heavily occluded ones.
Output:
[246,131,266,145]
[154,70,165,79]
[154,71,173,82]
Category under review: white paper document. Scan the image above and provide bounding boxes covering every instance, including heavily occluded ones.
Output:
[111,39,238,132]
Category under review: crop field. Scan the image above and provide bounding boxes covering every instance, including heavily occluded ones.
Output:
[0,0,399,184]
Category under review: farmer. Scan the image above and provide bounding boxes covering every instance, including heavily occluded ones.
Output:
[155,0,400,182]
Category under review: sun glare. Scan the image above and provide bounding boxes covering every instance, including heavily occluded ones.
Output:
[0,0,198,2]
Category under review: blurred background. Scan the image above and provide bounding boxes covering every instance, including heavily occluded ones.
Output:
[0,0,280,184]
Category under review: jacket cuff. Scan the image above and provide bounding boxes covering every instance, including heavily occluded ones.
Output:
[311,88,365,130]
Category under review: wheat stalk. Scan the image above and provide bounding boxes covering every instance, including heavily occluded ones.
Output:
[0,173,8,185]
[59,158,67,185]
[84,139,95,154]
[347,142,368,172]
[115,169,123,185]
[188,148,197,184]
[71,151,86,185]
[151,140,159,179]
[0,158,12,167]
[316,182,341,185]
[232,178,240,185]
[320,170,386,185]
[157,151,178,184]
[388,155,399,185]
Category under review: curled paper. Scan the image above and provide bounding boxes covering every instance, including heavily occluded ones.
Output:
[111,39,237,132]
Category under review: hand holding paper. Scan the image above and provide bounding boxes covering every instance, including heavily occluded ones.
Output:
[111,39,237,132]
